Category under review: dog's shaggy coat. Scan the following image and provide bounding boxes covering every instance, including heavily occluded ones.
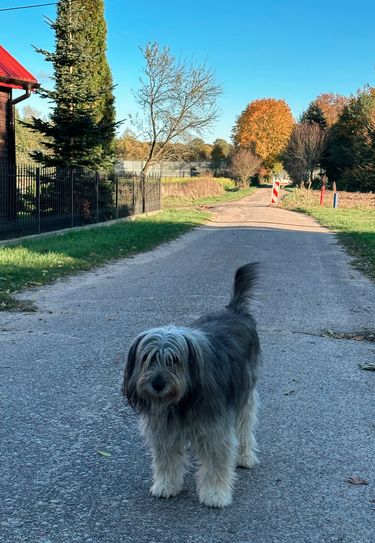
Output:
[122,263,260,507]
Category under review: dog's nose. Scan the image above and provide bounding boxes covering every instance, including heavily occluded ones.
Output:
[152,375,166,392]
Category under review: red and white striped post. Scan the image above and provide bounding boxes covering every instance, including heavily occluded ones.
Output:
[270,179,280,205]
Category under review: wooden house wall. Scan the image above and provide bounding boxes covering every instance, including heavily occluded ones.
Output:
[0,88,11,163]
[0,88,12,218]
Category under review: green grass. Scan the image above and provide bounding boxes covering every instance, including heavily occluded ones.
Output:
[1,186,256,310]
[282,190,375,281]
[0,208,209,311]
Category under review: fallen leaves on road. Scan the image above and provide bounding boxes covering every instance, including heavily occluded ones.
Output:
[284,389,295,396]
[97,450,112,458]
[347,476,369,486]
[323,329,375,342]
[358,362,375,371]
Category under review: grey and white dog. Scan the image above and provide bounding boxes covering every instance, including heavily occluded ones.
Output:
[122,263,261,508]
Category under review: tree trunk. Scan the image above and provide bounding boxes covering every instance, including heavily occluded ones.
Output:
[308,170,314,190]
[141,159,151,176]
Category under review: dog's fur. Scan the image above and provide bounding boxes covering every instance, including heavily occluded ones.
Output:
[122,263,260,508]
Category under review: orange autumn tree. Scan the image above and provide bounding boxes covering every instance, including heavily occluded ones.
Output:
[315,93,349,127]
[232,98,294,169]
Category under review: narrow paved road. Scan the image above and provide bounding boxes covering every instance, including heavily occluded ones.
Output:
[1,189,374,543]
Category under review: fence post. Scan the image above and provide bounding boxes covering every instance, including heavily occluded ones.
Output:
[70,169,74,228]
[158,174,161,210]
[115,174,119,220]
[132,174,136,213]
[96,172,99,223]
[141,173,146,213]
[36,166,41,234]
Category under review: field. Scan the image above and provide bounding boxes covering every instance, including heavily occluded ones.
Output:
[161,176,256,208]
[281,187,375,209]
[281,188,375,281]
[161,176,240,207]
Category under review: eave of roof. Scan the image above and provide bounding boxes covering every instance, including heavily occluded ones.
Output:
[0,45,39,90]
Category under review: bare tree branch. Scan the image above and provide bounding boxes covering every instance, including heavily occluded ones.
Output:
[283,123,327,188]
[132,42,222,174]
[230,149,261,186]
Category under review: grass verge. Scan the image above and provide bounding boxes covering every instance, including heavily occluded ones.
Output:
[0,209,209,311]
[281,189,375,281]
[0,187,254,311]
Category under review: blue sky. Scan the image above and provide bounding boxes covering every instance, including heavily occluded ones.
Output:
[2,0,375,142]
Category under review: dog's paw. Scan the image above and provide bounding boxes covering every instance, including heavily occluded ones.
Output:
[198,486,233,508]
[151,479,183,499]
[237,451,260,469]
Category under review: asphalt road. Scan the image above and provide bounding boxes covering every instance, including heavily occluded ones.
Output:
[1,189,374,543]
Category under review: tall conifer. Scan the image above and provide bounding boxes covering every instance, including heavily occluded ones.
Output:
[300,102,327,129]
[27,0,116,169]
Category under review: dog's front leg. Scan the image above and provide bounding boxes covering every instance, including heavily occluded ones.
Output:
[195,425,237,508]
[148,431,186,499]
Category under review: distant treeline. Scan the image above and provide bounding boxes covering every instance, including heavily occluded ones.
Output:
[232,90,375,192]
[115,132,234,172]
[17,88,375,192]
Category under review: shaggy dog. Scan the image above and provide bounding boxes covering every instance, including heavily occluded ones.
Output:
[122,263,260,508]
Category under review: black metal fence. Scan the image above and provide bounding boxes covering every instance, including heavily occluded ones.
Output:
[0,164,161,241]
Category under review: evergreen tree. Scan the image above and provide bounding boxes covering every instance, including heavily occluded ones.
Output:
[300,102,327,129]
[26,0,116,169]
[322,87,375,190]
[75,0,116,163]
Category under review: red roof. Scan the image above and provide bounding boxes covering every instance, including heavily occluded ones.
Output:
[0,45,39,90]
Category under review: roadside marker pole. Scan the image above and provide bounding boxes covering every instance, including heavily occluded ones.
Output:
[333,192,339,208]
[320,185,326,206]
[270,179,280,205]
[332,181,339,209]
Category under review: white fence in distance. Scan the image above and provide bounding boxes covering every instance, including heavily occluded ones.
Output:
[115,160,211,178]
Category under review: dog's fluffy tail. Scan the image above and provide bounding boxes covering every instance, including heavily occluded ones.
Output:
[227,263,258,314]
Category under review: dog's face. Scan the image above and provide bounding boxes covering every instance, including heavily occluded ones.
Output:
[123,326,203,412]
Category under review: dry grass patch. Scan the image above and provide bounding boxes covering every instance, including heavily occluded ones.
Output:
[162,177,235,204]
[282,187,375,209]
